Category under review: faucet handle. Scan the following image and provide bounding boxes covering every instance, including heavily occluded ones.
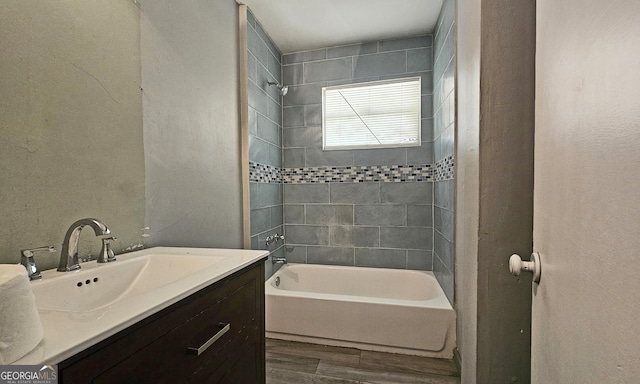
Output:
[98,236,117,263]
[265,233,286,247]
[20,246,56,280]
[21,245,56,258]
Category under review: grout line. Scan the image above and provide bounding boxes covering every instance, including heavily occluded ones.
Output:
[405,50,408,73]
[433,19,455,71]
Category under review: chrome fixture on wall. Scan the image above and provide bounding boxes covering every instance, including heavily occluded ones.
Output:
[267,81,289,96]
[265,233,285,247]
[272,256,287,265]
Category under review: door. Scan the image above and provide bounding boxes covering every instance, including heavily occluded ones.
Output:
[532,0,640,382]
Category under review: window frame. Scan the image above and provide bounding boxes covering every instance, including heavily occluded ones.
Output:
[321,76,422,151]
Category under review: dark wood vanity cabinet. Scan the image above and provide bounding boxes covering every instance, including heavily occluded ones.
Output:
[58,260,266,384]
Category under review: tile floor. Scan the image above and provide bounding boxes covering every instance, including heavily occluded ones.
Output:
[266,338,460,384]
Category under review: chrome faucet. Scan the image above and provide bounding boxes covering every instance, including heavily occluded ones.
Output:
[97,236,117,263]
[20,245,56,280]
[57,218,111,272]
[272,256,287,265]
[271,257,287,264]
[265,233,285,247]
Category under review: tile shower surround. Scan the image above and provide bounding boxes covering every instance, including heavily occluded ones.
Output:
[283,182,434,269]
[281,37,436,171]
[432,0,456,303]
[249,156,454,271]
[246,22,457,273]
[279,34,443,271]
[247,9,284,277]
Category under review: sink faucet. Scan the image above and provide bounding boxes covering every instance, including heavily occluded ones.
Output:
[57,218,111,272]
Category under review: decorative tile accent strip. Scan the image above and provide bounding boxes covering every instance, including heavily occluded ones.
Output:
[249,162,282,183]
[249,161,449,184]
[434,155,455,181]
[283,164,434,183]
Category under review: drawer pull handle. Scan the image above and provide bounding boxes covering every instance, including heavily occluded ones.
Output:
[187,323,231,356]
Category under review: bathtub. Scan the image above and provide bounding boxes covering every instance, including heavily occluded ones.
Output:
[265,263,456,358]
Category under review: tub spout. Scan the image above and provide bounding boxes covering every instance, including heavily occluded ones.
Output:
[272,256,287,265]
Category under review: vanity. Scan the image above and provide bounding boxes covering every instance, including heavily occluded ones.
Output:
[14,247,269,384]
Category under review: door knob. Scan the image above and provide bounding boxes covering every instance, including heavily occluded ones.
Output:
[509,252,541,283]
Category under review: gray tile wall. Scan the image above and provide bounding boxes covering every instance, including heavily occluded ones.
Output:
[283,182,434,269]
[433,0,456,304]
[281,35,436,271]
[247,9,284,278]
[282,35,435,168]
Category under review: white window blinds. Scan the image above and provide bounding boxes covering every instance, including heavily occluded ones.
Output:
[322,77,421,150]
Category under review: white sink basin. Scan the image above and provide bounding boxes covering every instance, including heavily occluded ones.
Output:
[33,253,225,312]
[17,247,268,365]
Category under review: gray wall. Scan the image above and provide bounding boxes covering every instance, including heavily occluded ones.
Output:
[433,0,456,304]
[141,0,243,249]
[246,8,285,278]
[476,0,534,381]
[281,36,435,270]
[456,0,535,382]
[1,0,245,270]
[0,0,145,270]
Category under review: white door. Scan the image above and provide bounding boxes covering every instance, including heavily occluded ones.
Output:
[532,0,640,382]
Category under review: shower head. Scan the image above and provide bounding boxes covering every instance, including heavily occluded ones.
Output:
[267,81,289,96]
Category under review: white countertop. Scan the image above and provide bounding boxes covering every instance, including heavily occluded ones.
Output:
[14,247,268,365]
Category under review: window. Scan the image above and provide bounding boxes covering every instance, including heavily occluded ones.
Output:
[322,77,421,150]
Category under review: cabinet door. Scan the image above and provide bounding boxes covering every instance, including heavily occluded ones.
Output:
[215,338,260,384]
[92,273,258,383]
[60,262,265,384]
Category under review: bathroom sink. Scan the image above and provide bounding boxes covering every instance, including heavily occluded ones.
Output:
[15,247,268,365]
[32,252,225,313]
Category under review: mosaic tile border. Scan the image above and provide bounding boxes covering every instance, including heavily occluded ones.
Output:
[250,158,454,184]
[282,164,434,183]
[249,162,281,183]
[434,155,455,181]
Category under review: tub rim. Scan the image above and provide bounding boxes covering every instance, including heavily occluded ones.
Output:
[265,263,453,310]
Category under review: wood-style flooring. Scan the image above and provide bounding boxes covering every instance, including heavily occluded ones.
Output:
[266,338,460,384]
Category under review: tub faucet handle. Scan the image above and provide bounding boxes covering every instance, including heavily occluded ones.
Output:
[265,233,285,247]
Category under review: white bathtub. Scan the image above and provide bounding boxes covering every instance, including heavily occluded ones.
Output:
[265,263,456,358]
